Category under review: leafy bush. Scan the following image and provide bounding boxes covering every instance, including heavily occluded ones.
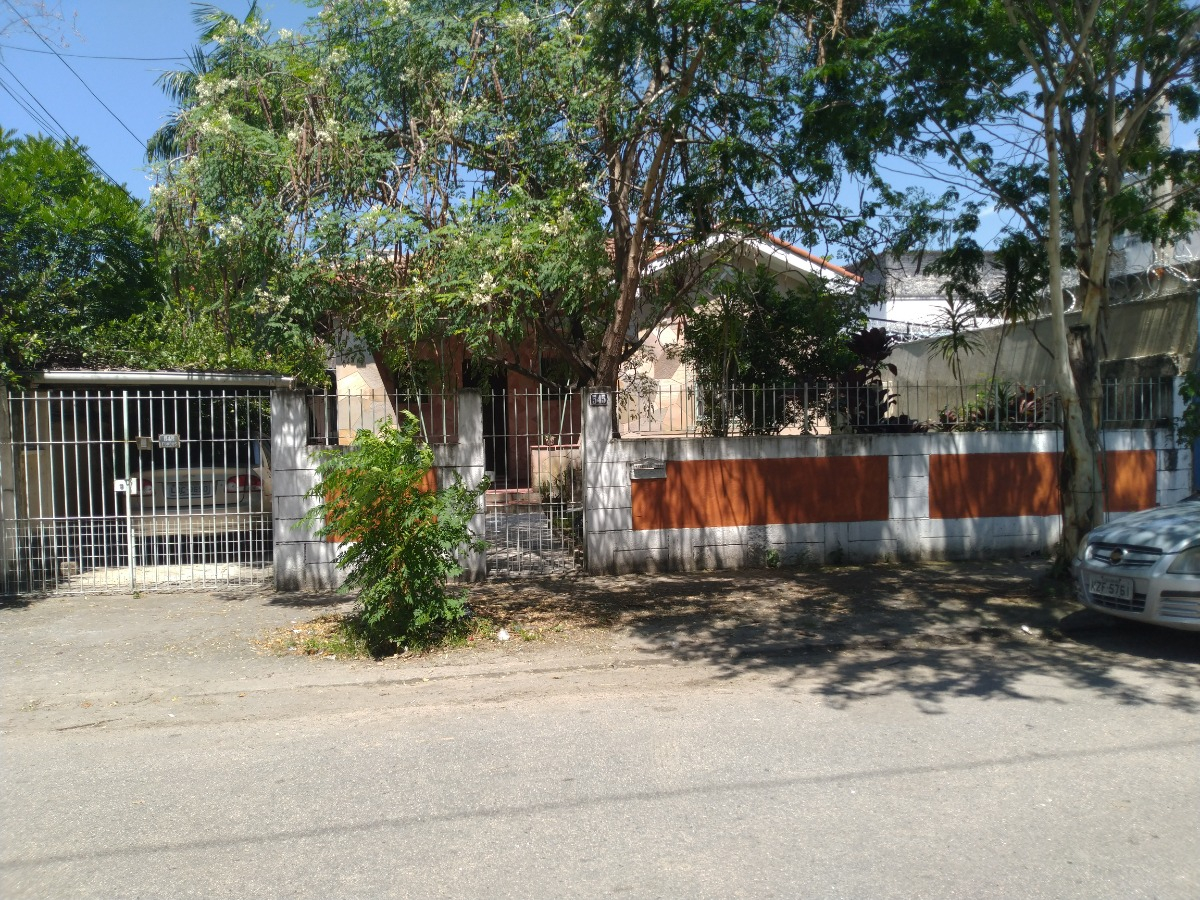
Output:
[679,265,869,436]
[935,380,1056,432]
[1179,373,1200,448]
[303,414,485,655]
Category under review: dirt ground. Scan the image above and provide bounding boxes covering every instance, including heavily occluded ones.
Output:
[251,558,1089,665]
[11,559,1082,673]
[6,559,1199,737]
[464,559,1073,651]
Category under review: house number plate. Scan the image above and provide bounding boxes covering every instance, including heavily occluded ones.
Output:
[589,393,609,407]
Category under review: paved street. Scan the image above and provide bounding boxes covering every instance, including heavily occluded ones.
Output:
[2,571,1198,899]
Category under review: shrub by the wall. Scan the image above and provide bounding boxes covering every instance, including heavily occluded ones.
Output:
[304,413,484,654]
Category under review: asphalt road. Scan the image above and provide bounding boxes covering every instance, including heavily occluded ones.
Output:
[2,584,1198,899]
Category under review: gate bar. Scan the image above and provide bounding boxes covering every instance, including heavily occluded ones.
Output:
[31,371,297,388]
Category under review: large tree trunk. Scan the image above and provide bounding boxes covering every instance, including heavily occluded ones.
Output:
[1042,99,1104,558]
[1060,321,1104,554]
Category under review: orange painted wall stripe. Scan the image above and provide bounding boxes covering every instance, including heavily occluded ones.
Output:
[631,456,888,531]
[929,452,1059,519]
[929,450,1157,519]
[1104,450,1157,512]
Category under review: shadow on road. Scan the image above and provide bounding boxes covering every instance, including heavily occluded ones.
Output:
[470,561,1200,714]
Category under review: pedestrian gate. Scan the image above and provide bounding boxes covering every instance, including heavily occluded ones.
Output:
[481,389,583,576]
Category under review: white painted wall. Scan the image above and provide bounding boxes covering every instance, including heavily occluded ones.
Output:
[582,389,1192,575]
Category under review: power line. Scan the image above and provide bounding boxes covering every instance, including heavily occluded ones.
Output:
[0,75,66,139]
[0,59,131,194]
[0,42,188,61]
[1,0,144,147]
[0,59,74,144]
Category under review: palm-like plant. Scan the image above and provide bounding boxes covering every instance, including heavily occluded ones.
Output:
[145,2,268,163]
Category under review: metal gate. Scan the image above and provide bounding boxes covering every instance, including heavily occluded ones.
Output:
[482,389,583,576]
[1,384,274,597]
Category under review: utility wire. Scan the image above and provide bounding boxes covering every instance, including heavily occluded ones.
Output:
[0,74,67,139]
[1,59,74,143]
[0,42,188,61]
[0,59,132,194]
[1,0,144,147]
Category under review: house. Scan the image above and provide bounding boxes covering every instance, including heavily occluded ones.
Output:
[853,250,1008,342]
[325,233,863,482]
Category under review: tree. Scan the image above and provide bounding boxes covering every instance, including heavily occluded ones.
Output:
[678,264,868,434]
[847,0,1200,555]
[0,129,157,383]
[151,0,873,395]
[0,1,75,42]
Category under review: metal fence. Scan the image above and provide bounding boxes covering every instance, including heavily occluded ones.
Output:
[303,387,583,576]
[481,389,582,576]
[2,386,273,597]
[306,389,458,447]
[617,378,1177,438]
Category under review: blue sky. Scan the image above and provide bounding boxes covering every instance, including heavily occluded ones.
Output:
[0,0,313,200]
[2,3,1193,254]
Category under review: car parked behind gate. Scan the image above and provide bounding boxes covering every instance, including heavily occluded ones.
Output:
[1072,494,1200,631]
[129,439,272,563]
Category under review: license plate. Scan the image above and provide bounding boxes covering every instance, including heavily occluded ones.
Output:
[1089,575,1133,601]
[167,481,213,500]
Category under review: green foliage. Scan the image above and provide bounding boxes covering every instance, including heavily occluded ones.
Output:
[0,129,157,383]
[830,0,1200,552]
[149,4,386,384]
[935,380,1056,432]
[843,0,1200,317]
[1179,374,1200,449]
[153,0,870,390]
[679,265,867,434]
[303,414,485,654]
[421,187,617,389]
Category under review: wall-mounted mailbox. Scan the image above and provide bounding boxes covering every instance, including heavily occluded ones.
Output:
[630,457,667,480]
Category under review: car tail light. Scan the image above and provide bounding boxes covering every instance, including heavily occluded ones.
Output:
[139,478,154,495]
[226,474,263,492]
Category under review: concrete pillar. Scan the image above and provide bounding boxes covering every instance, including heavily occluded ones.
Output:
[275,388,489,590]
[453,390,487,581]
[272,388,341,591]
[582,389,614,573]
[1176,374,1199,493]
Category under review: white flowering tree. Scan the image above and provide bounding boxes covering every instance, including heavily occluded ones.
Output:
[151,0,865,391]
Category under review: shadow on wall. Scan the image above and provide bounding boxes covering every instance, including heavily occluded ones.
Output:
[467,561,1200,715]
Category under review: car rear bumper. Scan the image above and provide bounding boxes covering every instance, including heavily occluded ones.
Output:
[132,511,271,538]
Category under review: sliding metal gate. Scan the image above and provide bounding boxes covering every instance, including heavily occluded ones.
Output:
[1,385,273,597]
[482,389,583,576]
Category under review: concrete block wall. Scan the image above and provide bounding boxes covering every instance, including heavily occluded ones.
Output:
[272,389,487,592]
[1101,426,1193,511]
[271,390,339,591]
[583,389,1192,575]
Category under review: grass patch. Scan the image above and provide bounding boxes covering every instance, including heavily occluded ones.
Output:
[258,610,503,659]
[257,614,371,659]
[402,614,498,653]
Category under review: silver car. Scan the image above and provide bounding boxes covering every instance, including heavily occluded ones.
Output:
[1072,494,1200,631]
[128,439,272,562]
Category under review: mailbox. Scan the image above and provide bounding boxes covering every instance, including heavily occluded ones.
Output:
[630,457,667,480]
